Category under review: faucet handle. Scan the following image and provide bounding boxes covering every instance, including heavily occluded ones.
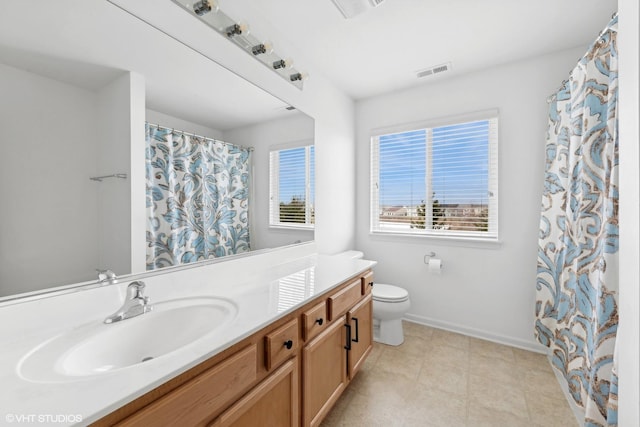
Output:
[104,281,152,324]
[96,269,117,283]
[126,281,146,299]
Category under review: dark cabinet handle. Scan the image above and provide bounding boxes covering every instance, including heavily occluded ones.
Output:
[284,340,293,350]
[369,281,374,287]
[344,324,351,351]
[315,318,324,326]
[352,317,359,343]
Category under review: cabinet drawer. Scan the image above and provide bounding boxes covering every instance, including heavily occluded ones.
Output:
[265,319,299,371]
[117,345,257,426]
[361,271,374,295]
[302,301,327,342]
[328,279,362,321]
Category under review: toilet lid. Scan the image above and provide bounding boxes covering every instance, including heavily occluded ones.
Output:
[372,283,409,303]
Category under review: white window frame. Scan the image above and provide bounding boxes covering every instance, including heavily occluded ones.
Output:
[370,109,499,242]
[269,140,315,229]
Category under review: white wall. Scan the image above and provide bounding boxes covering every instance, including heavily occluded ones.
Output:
[618,0,640,424]
[0,66,145,295]
[223,113,315,250]
[0,63,100,295]
[355,47,586,350]
[129,73,147,274]
[97,72,140,277]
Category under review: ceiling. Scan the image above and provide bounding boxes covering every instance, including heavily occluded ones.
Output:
[220,0,618,99]
[0,0,619,125]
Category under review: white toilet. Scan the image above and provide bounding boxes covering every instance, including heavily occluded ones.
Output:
[371,283,410,346]
[337,250,411,346]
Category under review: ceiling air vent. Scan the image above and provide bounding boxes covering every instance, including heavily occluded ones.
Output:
[416,62,452,79]
[330,0,386,19]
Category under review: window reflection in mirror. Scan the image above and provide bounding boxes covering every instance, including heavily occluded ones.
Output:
[269,143,315,228]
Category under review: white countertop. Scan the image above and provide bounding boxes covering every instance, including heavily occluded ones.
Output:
[0,245,376,426]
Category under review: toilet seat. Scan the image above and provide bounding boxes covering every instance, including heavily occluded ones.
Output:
[372,283,409,303]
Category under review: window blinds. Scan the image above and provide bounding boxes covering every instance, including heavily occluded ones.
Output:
[371,114,498,239]
[269,145,315,227]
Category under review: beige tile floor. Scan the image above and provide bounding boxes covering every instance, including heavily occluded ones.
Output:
[321,321,577,427]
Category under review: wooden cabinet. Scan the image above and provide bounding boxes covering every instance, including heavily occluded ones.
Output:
[98,270,373,427]
[302,318,348,427]
[211,358,299,427]
[303,280,374,427]
[117,345,258,427]
[347,294,373,378]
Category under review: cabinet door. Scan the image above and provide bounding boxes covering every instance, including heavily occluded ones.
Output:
[302,317,348,427]
[211,358,299,427]
[347,294,373,379]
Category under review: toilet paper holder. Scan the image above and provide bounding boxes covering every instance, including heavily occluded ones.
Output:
[423,252,436,263]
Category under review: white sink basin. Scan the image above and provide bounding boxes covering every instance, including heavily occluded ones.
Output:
[18,296,237,383]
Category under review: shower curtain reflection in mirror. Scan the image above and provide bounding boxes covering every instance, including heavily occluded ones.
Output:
[145,124,252,270]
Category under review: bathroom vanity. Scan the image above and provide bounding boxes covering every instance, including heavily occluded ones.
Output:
[98,269,373,427]
[0,244,375,427]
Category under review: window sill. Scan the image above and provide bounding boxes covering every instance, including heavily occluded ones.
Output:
[269,224,315,232]
[369,230,502,249]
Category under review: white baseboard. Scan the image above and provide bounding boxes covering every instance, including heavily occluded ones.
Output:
[403,313,548,354]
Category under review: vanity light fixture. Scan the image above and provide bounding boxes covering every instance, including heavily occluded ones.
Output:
[171,0,308,89]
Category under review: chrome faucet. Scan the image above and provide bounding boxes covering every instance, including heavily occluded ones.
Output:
[96,269,117,284]
[104,281,152,324]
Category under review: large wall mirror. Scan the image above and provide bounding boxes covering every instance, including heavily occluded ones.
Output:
[0,0,314,301]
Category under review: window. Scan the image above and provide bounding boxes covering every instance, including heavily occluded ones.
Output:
[370,110,498,240]
[269,142,315,228]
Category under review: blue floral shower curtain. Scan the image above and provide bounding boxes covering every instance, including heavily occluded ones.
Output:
[145,124,251,270]
[535,16,618,427]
